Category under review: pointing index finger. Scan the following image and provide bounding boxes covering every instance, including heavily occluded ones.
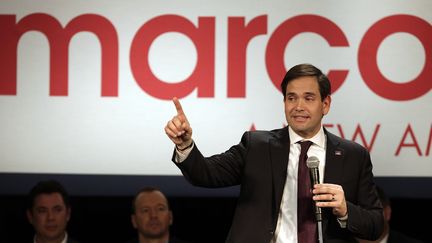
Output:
[173,97,185,116]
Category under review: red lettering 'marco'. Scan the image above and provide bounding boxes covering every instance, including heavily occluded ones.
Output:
[0,13,430,100]
[0,13,118,96]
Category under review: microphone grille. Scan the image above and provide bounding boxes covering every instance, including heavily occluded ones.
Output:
[306,156,320,168]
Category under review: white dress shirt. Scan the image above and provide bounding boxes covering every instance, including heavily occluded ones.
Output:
[273,126,327,243]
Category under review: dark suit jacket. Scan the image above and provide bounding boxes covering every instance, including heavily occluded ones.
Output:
[388,230,424,243]
[29,236,80,243]
[175,127,384,243]
[67,238,81,243]
[124,237,191,243]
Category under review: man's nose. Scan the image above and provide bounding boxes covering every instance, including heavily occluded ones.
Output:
[295,99,305,111]
[149,209,159,218]
[47,211,55,220]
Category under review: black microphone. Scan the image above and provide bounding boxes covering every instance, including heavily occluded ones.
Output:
[306,156,322,222]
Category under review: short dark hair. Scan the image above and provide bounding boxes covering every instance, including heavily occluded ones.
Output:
[280,63,331,101]
[375,185,390,207]
[27,180,70,210]
[131,187,170,214]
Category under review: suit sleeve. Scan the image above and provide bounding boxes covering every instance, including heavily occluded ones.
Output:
[345,147,384,240]
[172,132,250,188]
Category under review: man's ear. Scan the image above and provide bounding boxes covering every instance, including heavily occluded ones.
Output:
[131,215,138,229]
[26,210,33,224]
[322,95,331,116]
[383,205,392,222]
[66,207,71,222]
[169,211,173,225]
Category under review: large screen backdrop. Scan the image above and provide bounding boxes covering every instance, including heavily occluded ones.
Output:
[0,0,431,197]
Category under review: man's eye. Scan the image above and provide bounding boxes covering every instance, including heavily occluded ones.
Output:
[53,206,63,213]
[36,208,47,214]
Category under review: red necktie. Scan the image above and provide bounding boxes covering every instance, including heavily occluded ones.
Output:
[297,141,317,243]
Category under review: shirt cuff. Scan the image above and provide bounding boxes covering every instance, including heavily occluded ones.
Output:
[174,142,194,163]
[337,213,348,228]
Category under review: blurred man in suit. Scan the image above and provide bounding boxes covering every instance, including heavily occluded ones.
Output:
[126,187,190,243]
[357,186,423,243]
[27,180,80,243]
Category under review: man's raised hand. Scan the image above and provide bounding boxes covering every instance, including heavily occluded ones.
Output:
[164,97,193,149]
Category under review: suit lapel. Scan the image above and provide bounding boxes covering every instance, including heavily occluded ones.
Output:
[269,128,290,223]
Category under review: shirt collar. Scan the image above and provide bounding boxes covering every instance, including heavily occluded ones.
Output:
[34,232,67,243]
[288,125,326,149]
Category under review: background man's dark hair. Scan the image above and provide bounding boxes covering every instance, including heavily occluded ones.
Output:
[27,180,70,210]
[375,185,391,207]
[280,63,331,101]
[131,186,171,214]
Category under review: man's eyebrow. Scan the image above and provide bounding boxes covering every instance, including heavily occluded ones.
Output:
[286,92,317,96]
[304,92,317,96]
[35,206,48,210]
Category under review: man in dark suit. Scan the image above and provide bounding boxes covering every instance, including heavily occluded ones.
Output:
[26,180,80,243]
[165,63,384,242]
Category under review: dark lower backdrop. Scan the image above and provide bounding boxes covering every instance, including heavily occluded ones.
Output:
[0,174,430,243]
[0,196,430,243]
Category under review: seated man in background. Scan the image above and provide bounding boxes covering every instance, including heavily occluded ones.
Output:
[26,180,80,243]
[125,187,191,243]
[357,186,423,243]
